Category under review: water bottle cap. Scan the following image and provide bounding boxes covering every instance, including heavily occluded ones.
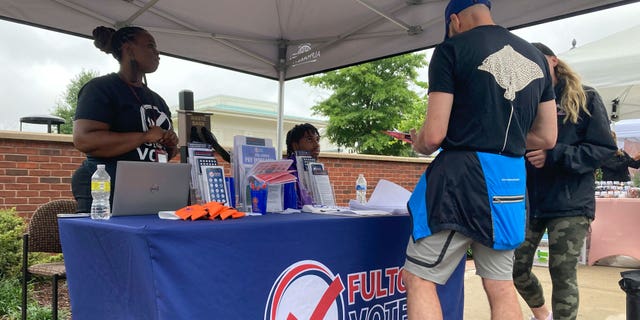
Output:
[97,164,106,169]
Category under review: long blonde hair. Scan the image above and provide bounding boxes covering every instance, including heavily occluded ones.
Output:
[555,59,590,124]
[611,131,624,156]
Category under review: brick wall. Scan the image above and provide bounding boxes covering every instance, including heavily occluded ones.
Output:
[0,131,430,220]
[0,132,84,219]
[321,154,428,203]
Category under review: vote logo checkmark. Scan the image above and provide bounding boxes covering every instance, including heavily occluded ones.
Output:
[287,276,344,320]
[266,261,347,320]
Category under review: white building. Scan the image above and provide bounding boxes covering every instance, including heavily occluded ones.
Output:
[173,95,339,153]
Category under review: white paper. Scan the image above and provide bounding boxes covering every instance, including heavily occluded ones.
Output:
[266,184,283,213]
[349,179,410,214]
[158,211,180,220]
[312,173,335,206]
[57,213,90,218]
[302,205,348,213]
[301,205,391,217]
[307,162,336,206]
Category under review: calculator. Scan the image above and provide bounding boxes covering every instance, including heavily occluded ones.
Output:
[195,156,218,174]
[202,166,229,205]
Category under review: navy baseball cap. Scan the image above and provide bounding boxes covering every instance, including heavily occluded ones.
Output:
[444,0,492,40]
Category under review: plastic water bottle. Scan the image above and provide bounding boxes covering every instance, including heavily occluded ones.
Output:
[356,174,367,204]
[90,164,111,220]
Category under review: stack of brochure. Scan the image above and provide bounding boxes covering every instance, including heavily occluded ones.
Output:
[232,136,276,211]
[306,162,335,206]
[247,159,296,185]
[293,151,336,206]
[247,159,297,213]
[186,142,225,204]
[294,151,315,194]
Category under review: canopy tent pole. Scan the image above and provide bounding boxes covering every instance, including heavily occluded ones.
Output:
[276,41,287,159]
[277,72,285,159]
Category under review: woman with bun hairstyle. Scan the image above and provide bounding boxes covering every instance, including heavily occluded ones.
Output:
[71,26,179,213]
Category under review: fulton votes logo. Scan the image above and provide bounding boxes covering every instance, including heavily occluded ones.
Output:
[265,260,345,320]
[265,260,407,320]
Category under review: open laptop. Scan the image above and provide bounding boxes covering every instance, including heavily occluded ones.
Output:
[111,161,191,216]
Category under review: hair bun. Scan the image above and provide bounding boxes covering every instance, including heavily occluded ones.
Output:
[92,26,116,54]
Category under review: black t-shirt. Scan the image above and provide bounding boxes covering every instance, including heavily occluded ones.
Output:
[415,26,555,246]
[72,73,174,212]
[75,72,173,164]
[428,25,555,156]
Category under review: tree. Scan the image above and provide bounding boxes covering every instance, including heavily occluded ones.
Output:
[304,53,427,156]
[52,69,99,134]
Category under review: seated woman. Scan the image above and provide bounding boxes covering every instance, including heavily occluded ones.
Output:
[600,131,640,182]
[284,123,321,208]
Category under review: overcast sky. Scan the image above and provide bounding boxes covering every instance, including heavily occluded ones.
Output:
[2,2,640,132]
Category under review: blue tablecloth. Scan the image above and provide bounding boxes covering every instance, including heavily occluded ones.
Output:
[59,213,464,319]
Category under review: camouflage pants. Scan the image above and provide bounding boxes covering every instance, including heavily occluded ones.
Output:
[513,216,591,320]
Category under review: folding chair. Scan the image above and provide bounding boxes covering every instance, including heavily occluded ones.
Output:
[21,199,77,320]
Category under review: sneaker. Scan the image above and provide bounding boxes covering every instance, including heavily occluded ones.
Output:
[530,313,553,320]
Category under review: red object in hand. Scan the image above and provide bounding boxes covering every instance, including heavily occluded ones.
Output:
[383,130,412,144]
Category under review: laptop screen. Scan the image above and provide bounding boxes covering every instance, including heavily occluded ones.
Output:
[111,161,191,216]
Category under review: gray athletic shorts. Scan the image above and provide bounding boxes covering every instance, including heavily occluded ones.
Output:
[404,230,514,285]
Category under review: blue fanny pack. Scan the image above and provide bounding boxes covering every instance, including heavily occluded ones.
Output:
[408,151,526,250]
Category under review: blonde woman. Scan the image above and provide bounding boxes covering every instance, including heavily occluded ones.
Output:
[512,43,617,320]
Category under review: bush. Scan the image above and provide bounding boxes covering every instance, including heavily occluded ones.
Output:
[0,208,25,279]
[0,277,68,320]
[0,276,22,318]
[0,209,70,320]
[595,168,603,181]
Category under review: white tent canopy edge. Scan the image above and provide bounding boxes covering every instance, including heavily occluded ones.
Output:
[1,0,637,155]
[561,24,640,122]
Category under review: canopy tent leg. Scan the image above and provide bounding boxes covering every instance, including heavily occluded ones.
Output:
[276,41,287,159]
[277,71,285,159]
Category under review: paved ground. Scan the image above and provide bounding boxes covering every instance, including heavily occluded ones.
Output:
[463,261,636,319]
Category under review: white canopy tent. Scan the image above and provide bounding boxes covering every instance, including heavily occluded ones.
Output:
[613,118,640,148]
[561,24,640,122]
[2,0,637,155]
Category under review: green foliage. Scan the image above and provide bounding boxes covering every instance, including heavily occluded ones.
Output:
[0,277,23,318]
[0,208,69,319]
[595,168,603,181]
[305,53,428,156]
[0,277,69,320]
[633,171,640,187]
[0,208,25,279]
[52,69,100,134]
[398,91,428,141]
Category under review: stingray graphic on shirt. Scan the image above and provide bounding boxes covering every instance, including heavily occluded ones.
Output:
[478,45,544,101]
[134,104,173,161]
[140,104,172,131]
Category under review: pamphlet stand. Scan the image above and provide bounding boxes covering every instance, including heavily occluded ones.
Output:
[176,110,212,163]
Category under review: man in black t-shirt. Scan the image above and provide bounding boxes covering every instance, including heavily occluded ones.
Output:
[402,1,557,319]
